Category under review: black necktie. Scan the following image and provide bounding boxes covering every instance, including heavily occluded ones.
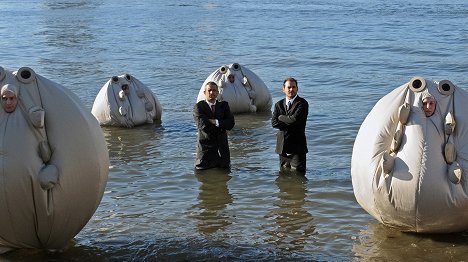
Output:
[211,104,215,114]
[287,101,292,112]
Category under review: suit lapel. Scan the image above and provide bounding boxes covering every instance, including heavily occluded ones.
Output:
[289,96,300,113]
[282,99,288,113]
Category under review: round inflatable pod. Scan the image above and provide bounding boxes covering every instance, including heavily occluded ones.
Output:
[197,63,272,113]
[351,76,468,233]
[92,74,162,127]
[0,66,109,252]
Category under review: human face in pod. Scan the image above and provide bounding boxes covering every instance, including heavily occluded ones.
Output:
[2,91,18,113]
[283,79,298,100]
[422,97,436,117]
[121,84,130,95]
[227,74,235,83]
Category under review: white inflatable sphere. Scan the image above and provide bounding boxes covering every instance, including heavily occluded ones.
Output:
[352,77,468,233]
[0,66,109,251]
[92,74,162,127]
[197,63,272,113]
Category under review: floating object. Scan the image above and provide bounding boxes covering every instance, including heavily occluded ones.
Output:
[351,76,468,233]
[197,63,272,113]
[92,74,162,127]
[0,66,109,251]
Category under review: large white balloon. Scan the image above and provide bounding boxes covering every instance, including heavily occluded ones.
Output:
[92,74,162,127]
[352,77,468,233]
[0,66,109,251]
[197,63,272,113]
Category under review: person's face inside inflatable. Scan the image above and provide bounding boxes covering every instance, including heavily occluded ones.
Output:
[422,97,436,117]
[204,83,219,103]
[227,74,235,83]
[2,91,18,113]
[121,84,129,95]
[283,80,298,99]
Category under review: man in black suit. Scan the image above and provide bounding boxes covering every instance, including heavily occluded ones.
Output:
[272,77,309,174]
[194,81,235,170]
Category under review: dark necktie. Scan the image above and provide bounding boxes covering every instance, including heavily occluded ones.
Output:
[211,104,215,114]
[287,101,292,112]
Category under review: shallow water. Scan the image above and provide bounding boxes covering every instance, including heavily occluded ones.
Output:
[0,0,467,261]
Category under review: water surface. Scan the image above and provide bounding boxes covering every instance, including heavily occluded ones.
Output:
[0,0,467,261]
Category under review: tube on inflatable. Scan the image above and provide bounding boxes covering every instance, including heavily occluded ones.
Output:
[92,74,162,127]
[0,66,109,252]
[197,63,272,113]
[351,76,468,233]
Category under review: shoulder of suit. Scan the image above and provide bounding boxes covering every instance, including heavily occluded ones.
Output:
[297,96,308,103]
[276,98,285,105]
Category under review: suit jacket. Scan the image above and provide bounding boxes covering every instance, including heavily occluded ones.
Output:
[272,96,308,154]
[193,100,235,169]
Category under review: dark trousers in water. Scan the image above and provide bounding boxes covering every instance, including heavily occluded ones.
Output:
[279,153,306,173]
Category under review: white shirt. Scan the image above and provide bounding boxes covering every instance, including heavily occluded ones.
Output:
[285,95,297,111]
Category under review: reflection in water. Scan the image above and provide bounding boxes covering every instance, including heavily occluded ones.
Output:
[191,169,233,234]
[229,112,274,171]
[102,124,163,165]
[233,112,272,130]
[352,222,468,261]
[265,173,316,250]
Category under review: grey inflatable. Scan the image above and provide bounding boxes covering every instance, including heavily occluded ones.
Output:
[0,66,109,252]
[92,74,162,127]
[352,76,468,233]
[197,63,272,113]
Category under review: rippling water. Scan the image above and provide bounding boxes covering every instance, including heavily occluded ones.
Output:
[0,0,467,261]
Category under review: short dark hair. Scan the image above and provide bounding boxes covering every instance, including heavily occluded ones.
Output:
[205,81,218,90]
[283,77,298,87]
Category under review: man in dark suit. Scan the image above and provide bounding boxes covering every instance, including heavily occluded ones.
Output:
[194,81,235,170]
[272,77,309,174]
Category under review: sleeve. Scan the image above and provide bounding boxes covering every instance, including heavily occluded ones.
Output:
[193,102,217,134]
[272,102,287,129]
[291,99,309,123]
[278,99,308,126]
[218,102,235,131]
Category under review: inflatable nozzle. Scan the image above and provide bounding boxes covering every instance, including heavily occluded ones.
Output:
[408,76,427,93]
[438,80,455,96]
[16,67,36,84]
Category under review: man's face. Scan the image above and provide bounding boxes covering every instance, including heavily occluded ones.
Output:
[2,92,18,113]
[282,80,298,99]
[204,83,219,103]
[422,98,436,117]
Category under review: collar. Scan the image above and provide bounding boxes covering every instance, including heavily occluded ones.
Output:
[286,95,298,105]
[205,100,216,107]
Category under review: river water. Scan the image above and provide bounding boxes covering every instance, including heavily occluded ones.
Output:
[0,0,467,261]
